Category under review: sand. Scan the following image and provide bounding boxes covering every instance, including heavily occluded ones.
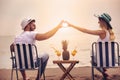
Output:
[0,67,120,80]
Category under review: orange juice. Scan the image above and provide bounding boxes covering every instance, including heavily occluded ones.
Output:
[55,50,61,56]
[71,49,77,56]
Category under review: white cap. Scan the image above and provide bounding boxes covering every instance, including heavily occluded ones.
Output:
[21,18,35,30]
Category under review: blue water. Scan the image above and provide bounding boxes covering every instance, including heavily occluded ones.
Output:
[0,48,91,69]
[0,33,120,69]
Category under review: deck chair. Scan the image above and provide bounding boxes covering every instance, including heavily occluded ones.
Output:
[91,42,119,80]
[10,44,45,80]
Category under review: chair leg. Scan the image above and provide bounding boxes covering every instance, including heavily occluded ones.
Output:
[43,72,45,80]
[16,69,19,80]
[38,59,42,80]
[11,68,13,80]
[119,56,120,66]
[103,76,107,80]
[102,77,107,80]
[92,67,94,80]
[102,72,108,80]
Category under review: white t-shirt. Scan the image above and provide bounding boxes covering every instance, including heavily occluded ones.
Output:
[14,31,38,61]
[14,31,37,44]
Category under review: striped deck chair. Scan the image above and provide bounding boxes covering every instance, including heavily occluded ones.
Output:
[10,44,45,80]
[91,42,119,80]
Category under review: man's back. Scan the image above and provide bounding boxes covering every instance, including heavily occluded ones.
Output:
[14,31,37,44]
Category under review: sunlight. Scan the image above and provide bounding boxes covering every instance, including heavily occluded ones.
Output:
[59,26,71,34]
[62,22,68,28]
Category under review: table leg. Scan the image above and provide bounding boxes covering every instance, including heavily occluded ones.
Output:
[61,63,76,80]
[57,63,76,80]
[57,63,73,80]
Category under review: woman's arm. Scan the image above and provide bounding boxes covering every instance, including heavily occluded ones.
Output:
[67,22,105,35]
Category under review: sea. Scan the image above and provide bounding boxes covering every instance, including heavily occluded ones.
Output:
[0,32,120,69]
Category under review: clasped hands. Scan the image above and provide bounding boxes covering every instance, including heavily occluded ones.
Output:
[58,20,73,28]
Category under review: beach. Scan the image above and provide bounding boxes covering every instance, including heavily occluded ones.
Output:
[0,0,120,80]
[0,36,120,80]
[0,67,120,80]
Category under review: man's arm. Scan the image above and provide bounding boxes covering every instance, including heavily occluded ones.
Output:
[35,21,63,41]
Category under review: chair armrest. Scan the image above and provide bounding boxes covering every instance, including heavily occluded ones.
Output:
[10,56,15,59]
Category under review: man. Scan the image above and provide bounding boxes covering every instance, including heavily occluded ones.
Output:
[13,18,63,80]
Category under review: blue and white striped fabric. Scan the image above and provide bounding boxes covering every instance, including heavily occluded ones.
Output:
[14,44,36,69]
[94,42,116,67]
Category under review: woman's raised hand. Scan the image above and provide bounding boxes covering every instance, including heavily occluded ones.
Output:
[64,21,74,27]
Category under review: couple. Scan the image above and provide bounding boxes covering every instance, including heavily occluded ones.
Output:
[13,13,115,80]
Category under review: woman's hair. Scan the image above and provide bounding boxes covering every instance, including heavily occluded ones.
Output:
[105,20,115,41]
[108,29,115,41]
[100,18,115,41]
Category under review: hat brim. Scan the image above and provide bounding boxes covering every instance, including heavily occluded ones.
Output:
[23,19,35,30]
[99,17,112,29]
[94,14,112,29]
[28,19,35,24]
[106,21,112,29]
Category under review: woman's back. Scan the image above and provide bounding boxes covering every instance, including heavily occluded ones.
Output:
[97,30,110,42]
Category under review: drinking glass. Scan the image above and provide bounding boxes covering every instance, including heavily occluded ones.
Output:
[51,47,61,60]
[55,50,61,60]
[71,49,77,60]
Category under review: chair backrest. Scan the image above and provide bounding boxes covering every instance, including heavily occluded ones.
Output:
[92,42,119,68]
[12,44,38,69]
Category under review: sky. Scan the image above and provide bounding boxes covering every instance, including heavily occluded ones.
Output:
[0,0,120,68]
[0,0,120,49]
[0,0,120,36]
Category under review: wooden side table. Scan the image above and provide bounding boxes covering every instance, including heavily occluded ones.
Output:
[53,60,79,80]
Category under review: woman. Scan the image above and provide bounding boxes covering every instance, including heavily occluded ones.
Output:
[66,13,115,79]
